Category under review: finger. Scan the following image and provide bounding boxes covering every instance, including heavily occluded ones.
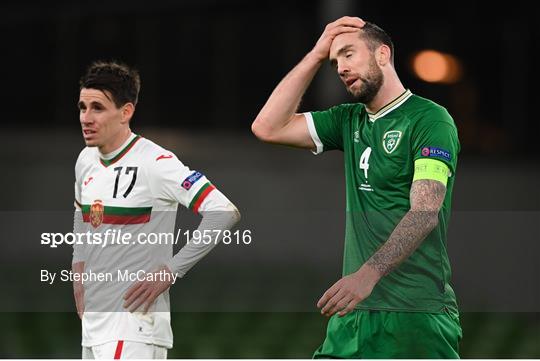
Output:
[128,288,152,313]
[338,299,358,317]
[326,295,353,317]
[329,25,363,37]
[143,290,158,313]
[335,16,365,28]
[123,282,146,308]
[125,286,150,311]
[124,281,143,300]
[320,289,347,315]
[317,283,341,308]
[144,278,172,313]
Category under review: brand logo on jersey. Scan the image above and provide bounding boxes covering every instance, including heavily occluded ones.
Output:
[421,147,452,162]
[83,176,94,186]
[382,130,402,154]
[89,200,104,228]
[181,172,203,190]
[156,154,173,161]
[354,130,360,143]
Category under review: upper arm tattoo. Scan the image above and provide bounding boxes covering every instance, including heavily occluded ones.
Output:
[410,179,447,212]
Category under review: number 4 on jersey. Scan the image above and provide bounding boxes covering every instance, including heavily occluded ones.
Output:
[359,147,372,179]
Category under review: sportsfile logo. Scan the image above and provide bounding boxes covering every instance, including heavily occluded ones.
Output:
[421,147,451,162]
[181,171,203,190]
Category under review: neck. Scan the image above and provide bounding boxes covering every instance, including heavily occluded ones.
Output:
[365,72,406,114]
[99,128,132,155]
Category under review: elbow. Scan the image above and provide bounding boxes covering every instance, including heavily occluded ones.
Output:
[231,205,242,225]
[251,118,266,141]
[251,117,274,143]
[226,202,242,226]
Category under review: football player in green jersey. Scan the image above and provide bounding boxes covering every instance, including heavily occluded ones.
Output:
[252,17,462,358]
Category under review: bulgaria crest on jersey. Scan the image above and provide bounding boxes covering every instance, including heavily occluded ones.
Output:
[382,130,402,154]
[90,200,104,228]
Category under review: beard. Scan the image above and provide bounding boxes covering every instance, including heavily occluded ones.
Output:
[349,57,384,104]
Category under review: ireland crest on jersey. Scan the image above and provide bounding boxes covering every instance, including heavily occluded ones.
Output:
[382,130,402,154]
[90,200,104,228]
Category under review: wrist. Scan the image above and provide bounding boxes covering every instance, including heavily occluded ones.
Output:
[305,50,326,66]
[162,263,174,275]
[354,264,382,287]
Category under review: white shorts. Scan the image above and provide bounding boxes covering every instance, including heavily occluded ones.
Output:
[82,340,167,359]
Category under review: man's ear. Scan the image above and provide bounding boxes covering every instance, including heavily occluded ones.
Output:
[377,44,391,66]
[121,103,135,124]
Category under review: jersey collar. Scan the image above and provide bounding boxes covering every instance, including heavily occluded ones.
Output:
[99,134,141,167]
[367,89,412,122]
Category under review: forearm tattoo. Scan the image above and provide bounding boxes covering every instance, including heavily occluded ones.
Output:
[366,179,446,276]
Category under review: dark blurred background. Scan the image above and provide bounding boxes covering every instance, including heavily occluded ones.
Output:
[1,0,539,358]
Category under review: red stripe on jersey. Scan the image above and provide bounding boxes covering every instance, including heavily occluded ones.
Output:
[114,340,124,359]
[192,184,216,214]
[82,213,151,225]
[103,214,151,224]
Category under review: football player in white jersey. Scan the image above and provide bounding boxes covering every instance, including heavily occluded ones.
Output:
[73,61,240,359]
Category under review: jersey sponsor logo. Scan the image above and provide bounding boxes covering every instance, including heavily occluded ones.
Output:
[156,154,173,161]
[83,176,94,186]
[181,171,203,190]
[421,146,452,162]
[382,130,402,154]
[89,200,104,228]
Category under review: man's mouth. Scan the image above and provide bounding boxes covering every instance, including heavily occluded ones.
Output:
[345,78,358,87]
[83,129,97,139]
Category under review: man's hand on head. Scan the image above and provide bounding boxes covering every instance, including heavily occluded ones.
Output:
[310,16,365,62]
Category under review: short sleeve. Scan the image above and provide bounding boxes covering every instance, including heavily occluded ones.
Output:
[411,107,460,175]
[305,105,349,154]
[148,154,215,213]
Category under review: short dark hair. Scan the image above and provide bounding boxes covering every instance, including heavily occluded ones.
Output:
[359,22,395,64]
[79,61,141,108]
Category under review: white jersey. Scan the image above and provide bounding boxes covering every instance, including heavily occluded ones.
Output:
[74,133,217,348]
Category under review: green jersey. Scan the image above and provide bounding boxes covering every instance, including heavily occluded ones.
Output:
[306,90,460,313]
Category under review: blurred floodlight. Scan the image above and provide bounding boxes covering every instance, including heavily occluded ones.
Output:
[412,50,463,84]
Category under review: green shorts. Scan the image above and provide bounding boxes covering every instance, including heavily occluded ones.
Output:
[313,309,462,359]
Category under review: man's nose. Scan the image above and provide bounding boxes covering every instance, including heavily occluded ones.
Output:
[338,62,349,77]
[80,111,92,124]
